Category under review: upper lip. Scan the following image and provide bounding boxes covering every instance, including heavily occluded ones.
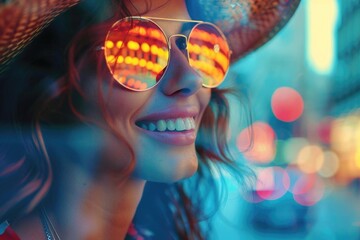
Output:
[135,106,199,123]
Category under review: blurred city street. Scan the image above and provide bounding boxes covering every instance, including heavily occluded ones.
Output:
[211,0,360,239]
[211,181,360,239]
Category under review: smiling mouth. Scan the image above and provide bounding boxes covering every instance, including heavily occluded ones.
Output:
[136,117,196,132]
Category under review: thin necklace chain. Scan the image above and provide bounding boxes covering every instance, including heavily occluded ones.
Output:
[40,207,62,240]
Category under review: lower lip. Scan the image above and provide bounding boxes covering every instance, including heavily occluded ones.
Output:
[138,128,196,146]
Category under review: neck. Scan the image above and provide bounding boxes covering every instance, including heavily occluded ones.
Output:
[50,171,146,240]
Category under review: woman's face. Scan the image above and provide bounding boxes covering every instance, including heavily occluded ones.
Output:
[83,0,211,182]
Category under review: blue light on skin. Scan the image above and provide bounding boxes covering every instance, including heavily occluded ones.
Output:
[306,0,338,75]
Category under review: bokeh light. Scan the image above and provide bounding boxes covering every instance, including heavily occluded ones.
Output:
[236,122,276,164]
[255,167,290,201]
[318,151,340,178]
[286,166,303,195]
[306,0,338,74]
[271,87,304,122]
[317,117,334,144]
[292,174,324,206]
[329,114,360,183]
[283,137,309,164]
[356,146,360,169]
[287,169,325,206]
[296,144,324,174]
[330,116,356,153]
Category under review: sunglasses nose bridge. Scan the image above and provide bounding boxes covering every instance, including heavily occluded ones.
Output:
[168,35,189,64]
[168,34,188,49]
[159,35,203,96]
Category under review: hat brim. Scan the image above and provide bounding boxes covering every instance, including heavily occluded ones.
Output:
[186,0,302,62]
[0,0,80,74]
[0,0,301,73]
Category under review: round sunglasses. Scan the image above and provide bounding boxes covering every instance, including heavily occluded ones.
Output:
[104,16,231,91]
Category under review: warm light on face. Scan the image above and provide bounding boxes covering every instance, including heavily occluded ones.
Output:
[306,0,338,74]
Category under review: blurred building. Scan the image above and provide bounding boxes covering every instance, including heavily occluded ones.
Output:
[326,0,360,184]
[331,0,360,115]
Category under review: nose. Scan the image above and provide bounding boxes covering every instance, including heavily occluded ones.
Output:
[158,36,203,96]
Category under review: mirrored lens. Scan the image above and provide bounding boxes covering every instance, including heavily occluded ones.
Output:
[104,18,169,91]
[188,23,230,88]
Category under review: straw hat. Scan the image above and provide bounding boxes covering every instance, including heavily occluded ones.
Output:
[0,0,301,72]
[185,0,301,62]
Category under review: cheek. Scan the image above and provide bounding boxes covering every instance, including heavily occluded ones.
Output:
[199,88,211,116]
[99,88,151,161]
[79,78,154,173]
[81,78,151,129]
[105,88,151,123]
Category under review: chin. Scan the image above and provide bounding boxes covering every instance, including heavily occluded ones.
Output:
[164,160,198,183]
[133,148,199,183]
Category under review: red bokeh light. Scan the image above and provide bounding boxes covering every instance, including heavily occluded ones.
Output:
[271,87,304,122]
[317,117,334,144]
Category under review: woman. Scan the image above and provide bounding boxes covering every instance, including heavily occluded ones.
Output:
[0,0,301,239]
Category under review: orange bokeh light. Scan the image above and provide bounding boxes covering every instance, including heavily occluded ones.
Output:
[237,122,276,164]
[296,145,324,174]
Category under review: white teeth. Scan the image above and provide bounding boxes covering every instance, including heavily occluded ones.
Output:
[139,117,196,132]
[157,120,167,132]
[166,120,176,131]
[175,118,186,131]
[190,119,195,129]
[184,118,192,130]
[149,123,156,131]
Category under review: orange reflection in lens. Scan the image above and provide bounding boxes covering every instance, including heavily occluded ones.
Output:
[105,40,114,49]
[104,18,169,90]
[150,45,158,55]
[116,41,123,48]
[127,41,140,50]
[140,82,148,90]
[141,43,150,52]
[106,55,116,64]
[126,78,135,87]
[138,27,146,36]
[188,24,230,88]
[116,56,124,63]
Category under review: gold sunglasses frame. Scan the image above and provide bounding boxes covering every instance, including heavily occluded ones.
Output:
[104,16,232,91]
